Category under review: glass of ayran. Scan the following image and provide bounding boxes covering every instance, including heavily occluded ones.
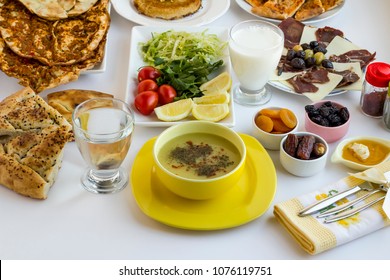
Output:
[229,20,284,106]
[72,98,135,194]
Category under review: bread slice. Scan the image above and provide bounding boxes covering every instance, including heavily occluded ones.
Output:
[0,87,73,199]
[47,89,113,124]
[251,0,305,20]
[294,0,325,21]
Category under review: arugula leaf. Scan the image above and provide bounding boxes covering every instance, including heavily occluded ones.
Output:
[157,58,223,100]
[140,30,227,100]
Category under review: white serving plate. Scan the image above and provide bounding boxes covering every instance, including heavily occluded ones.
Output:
[125,26,235,127]
[111,0,230,26]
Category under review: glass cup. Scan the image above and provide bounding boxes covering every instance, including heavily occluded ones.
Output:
[72,98,135,194]
[229,20,284,106]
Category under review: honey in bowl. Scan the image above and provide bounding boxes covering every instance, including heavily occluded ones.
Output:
[342,139,390,165]
[157,133,241,180]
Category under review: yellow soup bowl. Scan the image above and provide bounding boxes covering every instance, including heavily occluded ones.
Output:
[153,121,246,200]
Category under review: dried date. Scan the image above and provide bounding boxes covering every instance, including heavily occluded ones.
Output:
[284,134,299,157]
[296,135,315,160]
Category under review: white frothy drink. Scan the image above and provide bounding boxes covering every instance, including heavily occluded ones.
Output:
[229,25,283,91]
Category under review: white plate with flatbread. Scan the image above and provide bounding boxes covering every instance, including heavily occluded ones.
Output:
[235,0,345,24]
[111,0,230,26]
[124,26,234,127]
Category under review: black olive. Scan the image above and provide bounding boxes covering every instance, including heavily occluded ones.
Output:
[296,50,306,59]
[305,57,316,68]
[309,41,319,49]
[321,59,334,69]
[313,46,328,54]
[286,49,296,61]
[301,43,310,50]
[291,57,306,69]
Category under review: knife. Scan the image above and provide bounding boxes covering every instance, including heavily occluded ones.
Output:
[298,183,372,217]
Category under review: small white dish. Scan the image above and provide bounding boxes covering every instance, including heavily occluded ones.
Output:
[252,107,299,150]
[280,132,329,177]
[331,136,390,171]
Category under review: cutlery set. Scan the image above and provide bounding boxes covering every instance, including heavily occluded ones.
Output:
[298,182,388,223]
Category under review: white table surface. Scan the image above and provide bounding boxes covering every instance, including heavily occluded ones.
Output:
[1,0,389,260]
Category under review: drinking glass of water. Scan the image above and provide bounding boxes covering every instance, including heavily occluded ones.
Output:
[72,98,135,194]
[229,20,284,106]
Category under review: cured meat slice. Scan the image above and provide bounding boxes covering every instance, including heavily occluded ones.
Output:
[300,68,330,84]
[286,68,330,93]
[329,68,360,87]
[278,17,305,49]
[315,26,344,44]
[329,49,376,68]
[287,75,319,93]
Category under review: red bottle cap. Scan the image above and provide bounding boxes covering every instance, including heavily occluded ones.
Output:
[365,62,390,87]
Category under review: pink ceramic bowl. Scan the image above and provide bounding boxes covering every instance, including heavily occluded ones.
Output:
[304,100,350,143]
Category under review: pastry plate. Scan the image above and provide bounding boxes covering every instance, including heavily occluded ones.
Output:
[111,0,230,26]
[131,134,277,230]
[125,26,235,127]
[235,0,345,24]
[268,80,346,97]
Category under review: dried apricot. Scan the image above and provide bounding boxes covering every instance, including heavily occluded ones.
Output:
[255,115,274,133]
[272,118,292,133]
[260,108,280,119]
[279,108,297,129]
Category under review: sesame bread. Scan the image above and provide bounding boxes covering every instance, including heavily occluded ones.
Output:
[0,87,73,199]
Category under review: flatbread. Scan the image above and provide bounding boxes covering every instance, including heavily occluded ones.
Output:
[0,87,73,199]
[247,0,344,21]
[47,89,113,124]
[321,0,344,11]
[0,31,107,93]
[251,0,305,20]
[17,0,99,20]
[133,0,202,20]
[294,0,325,21]
[0,0,110,66]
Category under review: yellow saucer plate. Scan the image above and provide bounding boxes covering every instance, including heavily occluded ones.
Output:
[131,134,277,230]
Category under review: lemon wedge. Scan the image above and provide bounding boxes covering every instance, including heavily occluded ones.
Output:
[192,103,230,122]
[193,93,230,104]
[200,72,232,95]
[154,99,193,121]
[79,112,90,130]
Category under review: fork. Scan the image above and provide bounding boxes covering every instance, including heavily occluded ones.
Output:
[323,195,386,223]
[317,185,386,218]
[323,185,388,223]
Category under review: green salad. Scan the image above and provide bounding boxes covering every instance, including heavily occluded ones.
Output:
[139,30,227,100]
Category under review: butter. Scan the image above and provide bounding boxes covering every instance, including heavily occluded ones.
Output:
[349,142,370,161]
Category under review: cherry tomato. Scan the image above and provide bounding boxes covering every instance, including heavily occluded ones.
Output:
[157,84,177,105]
[137,66,161,82]
[137,79,158,94]
[134,91,158,115]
